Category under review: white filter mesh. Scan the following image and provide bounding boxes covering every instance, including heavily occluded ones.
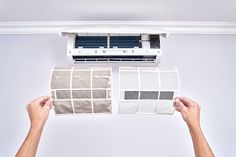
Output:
[119,101,138,113]
[138,101,157,113]
[140,71,159,90]
[119,67,180,115]
[120,71,139,90]
[50,67,112,115]
[159,72,179,90]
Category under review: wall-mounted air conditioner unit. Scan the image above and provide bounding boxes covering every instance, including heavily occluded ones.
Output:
[60,25,168,65]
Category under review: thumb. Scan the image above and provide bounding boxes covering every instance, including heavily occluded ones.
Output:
[174,99,188,113]
[42,98,53,112]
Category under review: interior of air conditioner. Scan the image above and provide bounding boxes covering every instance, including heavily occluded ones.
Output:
[65,33,162,63]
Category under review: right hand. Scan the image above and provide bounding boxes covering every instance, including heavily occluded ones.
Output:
[173,97,201,129]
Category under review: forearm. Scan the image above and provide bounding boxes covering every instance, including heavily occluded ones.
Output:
[188,124,214,157]
[16,125,44,157]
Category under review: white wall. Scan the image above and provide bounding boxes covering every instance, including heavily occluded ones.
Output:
[0,34,236,157]
[1,0,236,21]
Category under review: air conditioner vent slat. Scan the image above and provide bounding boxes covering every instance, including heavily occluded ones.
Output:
[73,55,156,63]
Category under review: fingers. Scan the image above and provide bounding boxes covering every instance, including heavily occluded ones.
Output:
[173,99,187,112]
[179,97,196,107]
[33,96,51,105]
[27,96,51,111]
[42,98,53,111]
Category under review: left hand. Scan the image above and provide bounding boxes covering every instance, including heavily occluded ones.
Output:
[26,96,53,128]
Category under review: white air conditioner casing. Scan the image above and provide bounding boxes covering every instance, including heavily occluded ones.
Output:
[60,25,168,65]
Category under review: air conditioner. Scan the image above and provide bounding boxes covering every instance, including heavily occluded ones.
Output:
[60,25,168,65]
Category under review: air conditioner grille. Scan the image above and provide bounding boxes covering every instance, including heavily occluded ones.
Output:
[72,55,156,62]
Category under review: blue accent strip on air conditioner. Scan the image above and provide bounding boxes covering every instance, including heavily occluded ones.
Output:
[75,36,107,48]
[75,36,142,48]
[110,36,141,48]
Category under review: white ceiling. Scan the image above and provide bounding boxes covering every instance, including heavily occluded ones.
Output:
[0,0,236,22]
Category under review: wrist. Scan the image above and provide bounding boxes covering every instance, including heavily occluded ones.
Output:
[187,122,201,132]
[30,120,45,130]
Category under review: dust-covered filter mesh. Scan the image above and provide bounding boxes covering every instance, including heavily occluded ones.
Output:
[50,67,112,115]
[119,67,180,115]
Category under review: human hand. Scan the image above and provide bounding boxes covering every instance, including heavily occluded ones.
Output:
[26,96,53,129]
[173,97,201,129]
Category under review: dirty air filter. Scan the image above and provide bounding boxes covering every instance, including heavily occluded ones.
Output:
[119,67,180,115]
[50,67,112,115]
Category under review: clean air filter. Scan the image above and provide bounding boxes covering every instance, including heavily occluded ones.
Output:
[119,67,180,115]
[50,67,112,115]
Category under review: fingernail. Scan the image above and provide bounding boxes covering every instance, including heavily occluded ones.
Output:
[174,97,179,100]
[175,100,181,106]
